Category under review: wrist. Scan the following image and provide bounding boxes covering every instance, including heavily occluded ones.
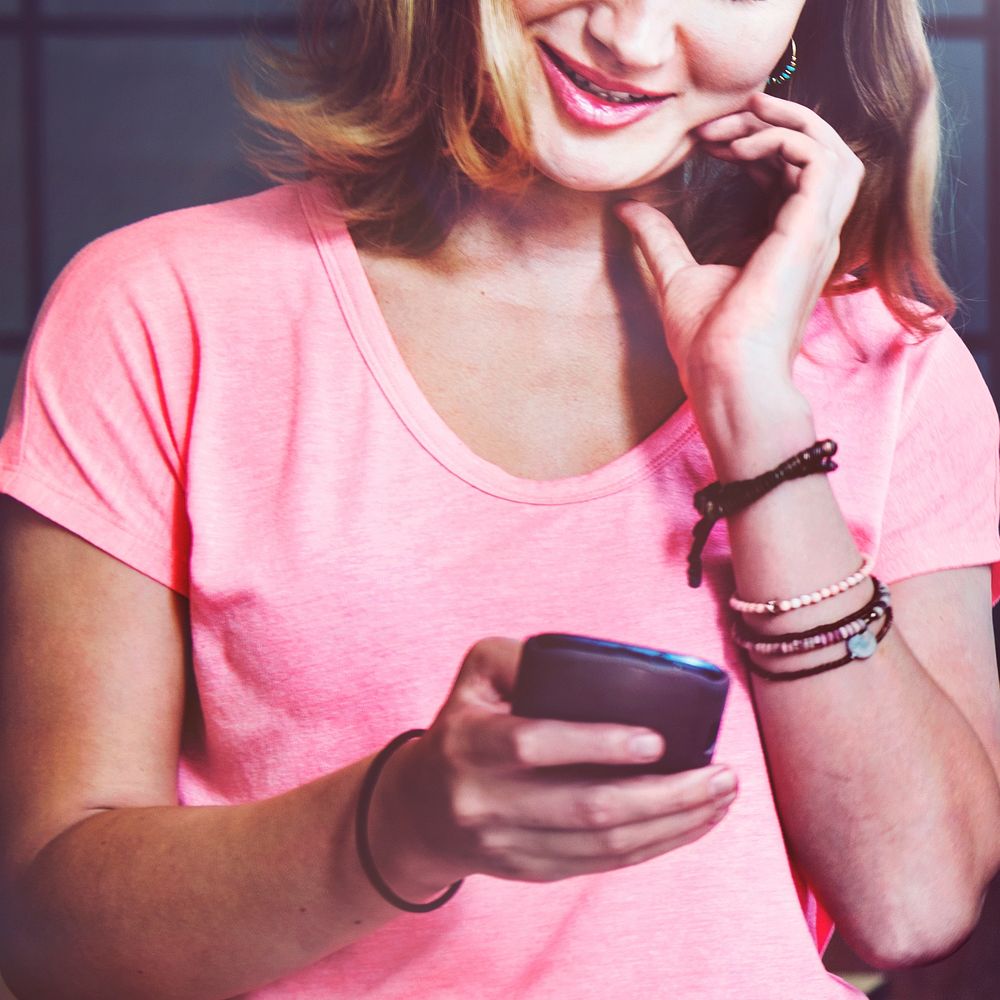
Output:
[688,373,816,482]
[365,737,466,902]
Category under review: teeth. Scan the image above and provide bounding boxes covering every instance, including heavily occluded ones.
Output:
[563,65,650,104]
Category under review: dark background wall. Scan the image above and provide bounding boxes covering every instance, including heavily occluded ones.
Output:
[0,2,998,998]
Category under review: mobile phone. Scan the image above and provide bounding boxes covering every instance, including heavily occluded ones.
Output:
[510,633,729,775]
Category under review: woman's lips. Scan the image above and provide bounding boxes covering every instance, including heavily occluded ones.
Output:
[536,42,670,130]
[543,43,672,99]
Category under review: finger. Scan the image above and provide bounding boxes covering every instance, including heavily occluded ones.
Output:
[463,714,666,770]
[504,793,734,862]
[699,95,846,153]
[490,810,725,881]
[499,766,740,830]
[614,200,696,293]
[696,110,770,144]
[700,140,801,192]
[745,91,848,149]
[725,128,859,230]
[726,124,861,221]
[727,126,825,173]
[703,129,819,196]
[702,97,863,210]
[451,636,524,705]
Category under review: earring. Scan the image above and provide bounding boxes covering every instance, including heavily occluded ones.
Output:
[768,38,797,88]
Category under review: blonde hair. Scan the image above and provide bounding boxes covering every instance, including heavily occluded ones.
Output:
[235,0,954,334]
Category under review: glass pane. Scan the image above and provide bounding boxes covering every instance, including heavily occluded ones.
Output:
[0,348,25,428]
[932,38,988,335]
[921,0,985,14]
[42,35,270,286]
[945,0,985,13]
[0,40,27,334]
[42,0,294,16]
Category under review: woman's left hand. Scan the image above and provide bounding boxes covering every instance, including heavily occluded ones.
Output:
[615,91,865,399]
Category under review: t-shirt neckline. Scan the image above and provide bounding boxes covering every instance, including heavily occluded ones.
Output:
[299,179,699,505]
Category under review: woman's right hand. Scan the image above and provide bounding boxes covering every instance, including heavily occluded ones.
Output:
[369,638,739,900]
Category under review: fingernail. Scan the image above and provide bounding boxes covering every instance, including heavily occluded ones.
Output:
[630,733,663,760]
[709,770,737,796]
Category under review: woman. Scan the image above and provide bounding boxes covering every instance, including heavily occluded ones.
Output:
[1,1,998,997]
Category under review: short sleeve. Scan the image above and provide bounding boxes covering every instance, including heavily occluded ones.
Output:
[0,226,196,594]
[877,325,1000,602]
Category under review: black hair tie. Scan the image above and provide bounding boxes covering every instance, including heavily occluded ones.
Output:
[355,729,463,913]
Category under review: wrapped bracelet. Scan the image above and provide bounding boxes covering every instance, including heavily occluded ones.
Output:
[734,602,889,655]
[688,440,838,587]
[730,555,874,615]
[743,608,894,682]
[732,578,891,656]
[355,729,463,913]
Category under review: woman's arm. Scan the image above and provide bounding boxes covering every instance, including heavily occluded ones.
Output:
[0,497,739,999]
[617,90,1000,969]
[694,389,1000,969]
[0,497,413,1000]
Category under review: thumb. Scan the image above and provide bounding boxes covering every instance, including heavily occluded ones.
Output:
[615,200,696,294]
[451,636,524,706]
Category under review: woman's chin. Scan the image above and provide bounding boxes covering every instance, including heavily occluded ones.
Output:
[531,160,668,195]
[527,137,694,195]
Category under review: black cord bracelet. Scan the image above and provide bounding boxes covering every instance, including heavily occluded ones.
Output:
[355,728,463,914]
[687,440,838,588]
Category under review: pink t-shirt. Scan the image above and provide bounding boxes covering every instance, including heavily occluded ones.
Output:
[2,180,999,999]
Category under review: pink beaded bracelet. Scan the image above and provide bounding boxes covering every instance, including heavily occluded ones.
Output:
[729,555,875,616]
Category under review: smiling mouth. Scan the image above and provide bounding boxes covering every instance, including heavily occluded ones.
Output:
[538,43,662,106]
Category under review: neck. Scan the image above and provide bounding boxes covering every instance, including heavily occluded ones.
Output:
[426,171,683,279]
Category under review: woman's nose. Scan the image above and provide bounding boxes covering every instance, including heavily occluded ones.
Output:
[586,1,678,72]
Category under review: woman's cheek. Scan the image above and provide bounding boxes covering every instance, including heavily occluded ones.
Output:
[686,25,795,95]
[511,0,578,25]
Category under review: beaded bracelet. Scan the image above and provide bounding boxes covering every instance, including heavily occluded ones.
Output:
[688,440,838,587]
[730,555,874,615]
[743,608,894,682]
[732,579,891,656]
[355,729,463,913]
[732,577,888,646]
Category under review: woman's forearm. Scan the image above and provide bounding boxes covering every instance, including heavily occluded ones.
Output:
[692,375,1000,967]
[1,756,418,1000]
[746,618,999,966]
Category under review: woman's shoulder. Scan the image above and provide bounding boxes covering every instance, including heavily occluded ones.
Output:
[31,180,344,357]
[61,181,317,292]
[806,283,981,381]
[798,284,996,457]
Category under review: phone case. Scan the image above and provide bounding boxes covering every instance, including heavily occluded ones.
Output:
[511,633,729,774]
